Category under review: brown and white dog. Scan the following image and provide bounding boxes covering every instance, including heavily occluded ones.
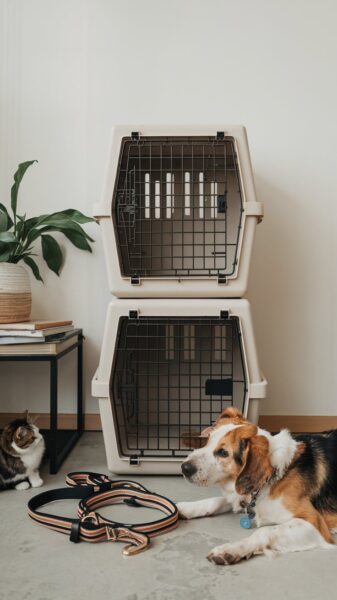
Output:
[178,407,337,565]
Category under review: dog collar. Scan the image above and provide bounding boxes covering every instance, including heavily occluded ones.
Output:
[28,471,178,556]
[239,469,278,529]
[240,492,258,529]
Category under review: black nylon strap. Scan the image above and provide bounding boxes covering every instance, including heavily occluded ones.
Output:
[28,486,93,523]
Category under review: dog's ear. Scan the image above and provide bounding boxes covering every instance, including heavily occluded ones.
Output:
[235,434,273,496]
[199,425,214,438]
[181,426,213,449]
[221,423,257,471]
[197,425,216,446]
[217,407,245,423]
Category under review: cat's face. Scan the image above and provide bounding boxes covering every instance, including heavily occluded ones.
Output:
[13,424,36,448]
[2,416,42,454]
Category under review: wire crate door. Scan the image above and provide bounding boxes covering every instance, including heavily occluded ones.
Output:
[111,316,247,459]
[113,136,244,280]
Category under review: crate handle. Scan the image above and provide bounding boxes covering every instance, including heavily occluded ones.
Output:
[249,375,267,399]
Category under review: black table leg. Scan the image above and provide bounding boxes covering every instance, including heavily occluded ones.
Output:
[77,338,83,432]
[49,357,58,474]
[48,338,84,474]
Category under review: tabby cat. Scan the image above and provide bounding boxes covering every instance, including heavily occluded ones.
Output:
[0,413,45,490]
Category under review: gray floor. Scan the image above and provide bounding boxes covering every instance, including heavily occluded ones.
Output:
[1,433,337,600]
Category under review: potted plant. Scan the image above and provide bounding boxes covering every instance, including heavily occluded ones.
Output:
[0,160,95,323]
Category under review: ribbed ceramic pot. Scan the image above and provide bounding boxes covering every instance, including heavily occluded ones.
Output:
[0,263,32,323]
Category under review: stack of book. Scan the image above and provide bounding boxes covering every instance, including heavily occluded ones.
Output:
[0,320,79,354]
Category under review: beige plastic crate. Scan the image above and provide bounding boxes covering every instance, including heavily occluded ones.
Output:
[92,298,267,474]
[94,126,263,298]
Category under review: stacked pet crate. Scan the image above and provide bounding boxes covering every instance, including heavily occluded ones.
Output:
[92,126,266,474]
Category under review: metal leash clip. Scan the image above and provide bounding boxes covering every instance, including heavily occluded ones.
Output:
[81,511,102,525]
[106,526,150,556]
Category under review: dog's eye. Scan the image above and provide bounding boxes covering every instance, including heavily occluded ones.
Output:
[216,448,229,458]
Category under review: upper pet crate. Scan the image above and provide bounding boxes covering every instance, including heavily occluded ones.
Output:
[94,126,264,298]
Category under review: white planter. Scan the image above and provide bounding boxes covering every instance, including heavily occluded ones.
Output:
[0,263,32,323]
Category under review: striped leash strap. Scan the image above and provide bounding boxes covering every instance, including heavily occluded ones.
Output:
[28,471,178,556]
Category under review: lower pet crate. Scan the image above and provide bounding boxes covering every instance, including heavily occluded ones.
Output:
[92,299,266,474]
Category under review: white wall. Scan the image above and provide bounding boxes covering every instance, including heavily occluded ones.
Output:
[1,0,337,417]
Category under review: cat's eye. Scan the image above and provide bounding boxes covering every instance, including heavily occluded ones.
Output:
[216,448,229,458]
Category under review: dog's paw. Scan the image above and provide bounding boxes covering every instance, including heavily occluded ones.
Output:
[207,544,248,565]
[176,502,196,520]
[15,481,30,491]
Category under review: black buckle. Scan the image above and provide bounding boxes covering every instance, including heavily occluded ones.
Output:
[70,520,81,543]
[124,496,140,507]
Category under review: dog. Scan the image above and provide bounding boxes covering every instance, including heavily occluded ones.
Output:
[177,407,337,565]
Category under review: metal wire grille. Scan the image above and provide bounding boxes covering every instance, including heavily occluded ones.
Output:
[112,135,244,279]
[111,316,247,458]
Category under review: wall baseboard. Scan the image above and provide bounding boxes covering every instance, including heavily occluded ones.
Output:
[258,415,337,432]
[0,413,102,430]
[1,413,337,433]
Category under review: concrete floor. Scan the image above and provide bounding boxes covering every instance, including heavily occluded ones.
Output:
[1,433,337,600]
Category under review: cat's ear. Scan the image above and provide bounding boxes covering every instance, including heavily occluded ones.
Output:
[15,426,29,440]
[24,409,38,424]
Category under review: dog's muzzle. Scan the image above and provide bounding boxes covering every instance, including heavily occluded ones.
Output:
[181,461,197,479]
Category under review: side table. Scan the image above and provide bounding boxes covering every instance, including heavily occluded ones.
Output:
[0,328,84,474]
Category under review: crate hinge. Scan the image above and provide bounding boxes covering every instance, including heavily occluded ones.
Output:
[129,455,140,466]
[218,274,227,285]
[220,310,230,320]
[129,310,139,320]
[131,131,140,141]
[216,131,225,140]
[131,275,140,285]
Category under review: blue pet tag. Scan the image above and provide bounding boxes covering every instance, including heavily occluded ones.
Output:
[240,515,253,529]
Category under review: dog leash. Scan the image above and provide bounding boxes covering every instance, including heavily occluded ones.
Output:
[28,471,178,556]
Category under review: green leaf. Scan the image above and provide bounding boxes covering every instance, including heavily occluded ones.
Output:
[16,216,26,241]
[41,234,63,275]
[37,217,95,242]
[23,256,43,282]
[0,240,17,261]
[0,211,7,233]
[11,160,37,220]
[30,213,66,227]
[0,231,16,242]
[62,229,92,252]
[0,203,13,230]
[24,214,48,229]
[26,221,95,246]
[61,209,95,224]
[0,248,13,262]
[11,250,35,263]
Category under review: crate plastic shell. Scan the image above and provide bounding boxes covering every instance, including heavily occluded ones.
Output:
[94,126,263,298]
[92,298,267,474]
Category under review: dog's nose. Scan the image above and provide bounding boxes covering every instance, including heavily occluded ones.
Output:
[181,461,197,478]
